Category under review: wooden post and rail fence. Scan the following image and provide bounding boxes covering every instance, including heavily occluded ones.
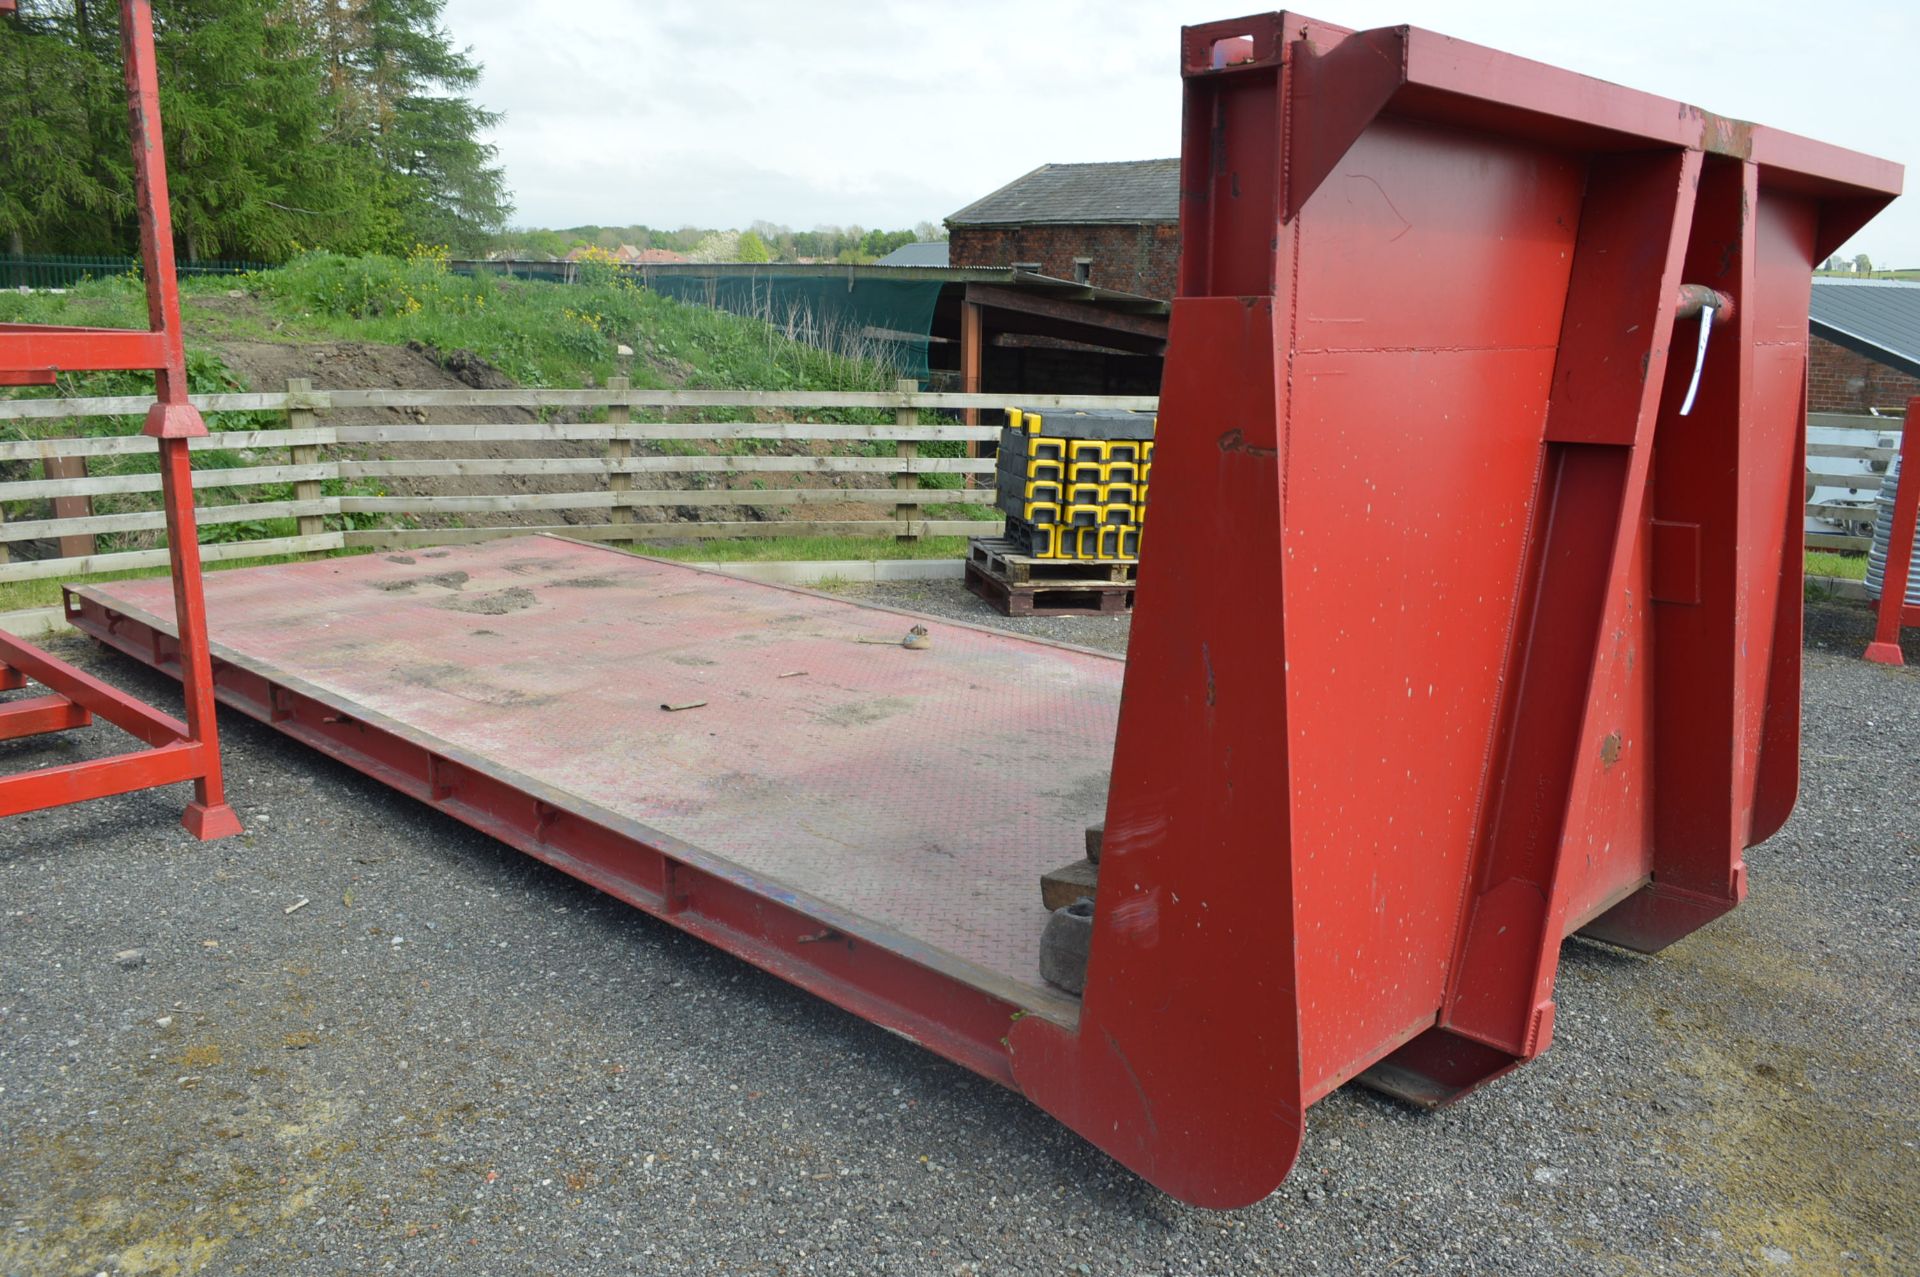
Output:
[0,388,1900,587]
[0,384,1155,585]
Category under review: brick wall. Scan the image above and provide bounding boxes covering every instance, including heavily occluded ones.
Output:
[1808,335,1920,414]
[949,222,1179,299]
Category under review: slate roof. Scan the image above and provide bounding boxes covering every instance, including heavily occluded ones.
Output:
[1810,278,1920,379]
[947,159,1180,227]
[875,241,951,267]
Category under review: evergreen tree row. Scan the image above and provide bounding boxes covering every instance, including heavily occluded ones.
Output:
[0,0,511,261]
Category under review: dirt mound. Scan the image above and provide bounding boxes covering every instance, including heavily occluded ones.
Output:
[219,340,527,423]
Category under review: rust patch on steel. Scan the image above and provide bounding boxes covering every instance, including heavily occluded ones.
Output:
[436,586,537,616]
[1697,110,1755,161]
[1217,428,1278,458]
[372,570,470,594]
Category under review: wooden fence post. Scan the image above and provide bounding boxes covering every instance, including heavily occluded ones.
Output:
[894,378,922,540]
[606,375,634,543]
[44,454,95,559]
[287,378,324,540]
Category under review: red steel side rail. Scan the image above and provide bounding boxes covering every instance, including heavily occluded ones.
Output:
[0,0,238,838]
[1863,396,1919,665]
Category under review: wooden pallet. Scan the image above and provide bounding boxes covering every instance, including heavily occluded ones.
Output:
[967,536,1138,585]
[964,559,1135,618]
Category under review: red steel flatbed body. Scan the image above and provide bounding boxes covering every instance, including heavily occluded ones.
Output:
[62,9,1903,1211]
[73,537,1107,1038]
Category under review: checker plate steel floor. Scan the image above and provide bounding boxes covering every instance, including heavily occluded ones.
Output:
[81,537,1123,1019]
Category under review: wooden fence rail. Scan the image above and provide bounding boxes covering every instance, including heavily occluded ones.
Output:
[0,384,1156,584]
[0,390,1899,583]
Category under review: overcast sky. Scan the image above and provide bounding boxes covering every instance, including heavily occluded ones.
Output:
[443,0,1916,265]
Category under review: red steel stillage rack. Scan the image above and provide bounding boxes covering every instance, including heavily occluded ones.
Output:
[0,0,239,839]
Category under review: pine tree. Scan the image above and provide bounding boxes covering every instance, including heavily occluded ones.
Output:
[0,1,124,256]
[296,0,511,253]
[3,0,510,261]
[151,0,373,260]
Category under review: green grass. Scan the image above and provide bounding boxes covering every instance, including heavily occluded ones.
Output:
[0,549,365,614]
[249,252,899,394]
[1807,550,1868,581]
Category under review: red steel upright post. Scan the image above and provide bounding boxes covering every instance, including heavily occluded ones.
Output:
[1863,397,1919,665]
[0,0,239,838]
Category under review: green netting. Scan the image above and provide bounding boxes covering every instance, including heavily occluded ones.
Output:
[634,272,945,385]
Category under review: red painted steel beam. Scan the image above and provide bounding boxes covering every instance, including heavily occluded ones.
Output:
[0,694,91,741]
[0,629,189,746]
[0,740,205,819]
[1375,148,1706,1100]
[1864,396,1920,665]
[0,327,170,375]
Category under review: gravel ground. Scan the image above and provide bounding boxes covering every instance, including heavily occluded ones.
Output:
[1,585,1915,1276]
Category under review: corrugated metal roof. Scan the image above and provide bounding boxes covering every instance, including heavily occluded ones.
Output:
[947,159,1180,227]
[875,241,950,267]
[1810,278,1920,379]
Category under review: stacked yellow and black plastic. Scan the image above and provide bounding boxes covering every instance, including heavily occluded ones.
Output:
[996,409,1155,560]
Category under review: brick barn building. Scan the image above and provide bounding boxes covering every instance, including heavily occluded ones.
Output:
[946,159,1179,299]
[1808,278,1920,413]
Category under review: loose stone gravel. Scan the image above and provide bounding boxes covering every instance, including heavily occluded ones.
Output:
[0,590,1914,1276]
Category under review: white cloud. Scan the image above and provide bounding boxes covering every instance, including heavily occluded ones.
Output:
[445,0,1916,263]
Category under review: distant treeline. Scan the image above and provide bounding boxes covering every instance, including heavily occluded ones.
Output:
[0,0,510,262]
[493,222,948,265]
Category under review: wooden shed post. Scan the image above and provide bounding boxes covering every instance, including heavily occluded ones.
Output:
[961,295,984,487]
